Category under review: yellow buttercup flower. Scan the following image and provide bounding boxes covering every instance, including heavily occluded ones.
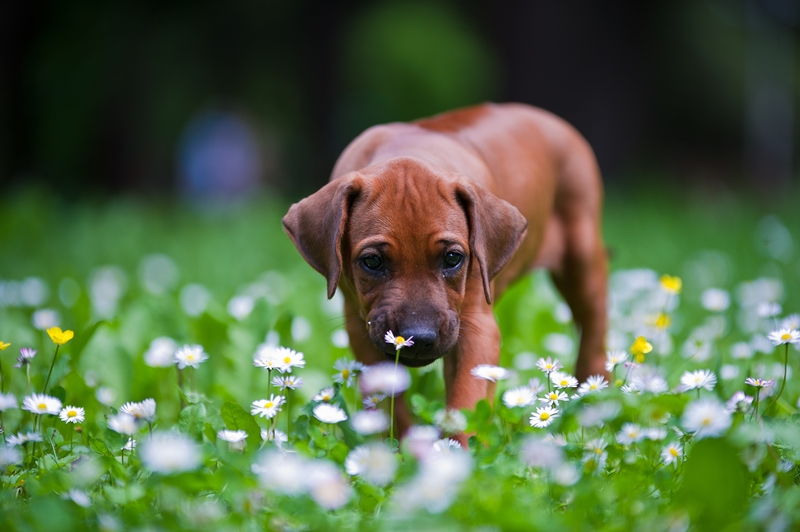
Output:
[630,336,653,364]
[660,275,682,294]
[47,327,74,346]
[654,313,672,330]
[0,341,10,350]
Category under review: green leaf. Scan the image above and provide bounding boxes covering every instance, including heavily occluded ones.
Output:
[676,438,748,530]
[69,320,108,368]
[177,403,206,440]
[220,402,261,445]
[49,385,66,403]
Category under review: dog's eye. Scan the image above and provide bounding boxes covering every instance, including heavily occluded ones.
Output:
[361,255,383,271]
[443,252,464,269]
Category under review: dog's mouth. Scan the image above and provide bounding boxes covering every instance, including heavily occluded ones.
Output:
[381,350,442,368]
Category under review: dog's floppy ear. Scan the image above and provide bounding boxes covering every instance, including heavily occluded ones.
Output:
[282,174,363,299]
[455,179,528,304]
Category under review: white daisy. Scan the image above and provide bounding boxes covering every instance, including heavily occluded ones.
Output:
[680,369,717,392]
[384,330,415,350]
[14,347,37,368]
[272,375,304,390]
[528,377,546,394]
[432,438,463,452]
[174,344,209,369]
[701,288,730,312]
[7,431,43,446]
[108,412,138,435]
[470,364,511,382]
[275,347,305,373]
[538,390,569,407]
[530,406,560,428]
[123,438,137,451]
[143,337,178,367]
[362,393,386,409]
[661,442,683,466]
[344,443,398,486]
[616,423,645,445]
[502,386,535,408]
[730,342,754,360]
[313,387,336,402]
[22,393,62,415]
[584,438,608,471]
[350,410,389,435]
[140,431,202,474]
[313,403,348,424]
[725,391,753,413]
[577,375,609,395]
[550,371,578,389]
[251,395,285,419]
[0,393,18,412]
[332,358,366,388]
[261,428,288,447]
[217,429,248,450]
[253,344,283,371]
[605,350,628,372]
[576,401,621,428]
[59,405,85,424]
[681,398,732,439]
[67,488,91,508]
[0,446,23,467]
[757,302,782,318]
[119,398,157,422]
[359,362,411,395]
[767,328,800,346]
[780,314,800,331]
[535,357,563,374]
[433,409,467,434]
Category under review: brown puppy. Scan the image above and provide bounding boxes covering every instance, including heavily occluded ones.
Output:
[283,103,608,439]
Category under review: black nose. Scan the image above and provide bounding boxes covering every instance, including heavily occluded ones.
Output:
[401,327,438,349]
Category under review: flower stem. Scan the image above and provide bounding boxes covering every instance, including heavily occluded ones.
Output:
[390,347,400,448]
[763,344,789,415]
[43,345,60,394]
[286,392,291,438]
[177,367,185,409]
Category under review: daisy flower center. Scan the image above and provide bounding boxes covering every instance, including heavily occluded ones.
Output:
[342,369,350,378]
[186,354,195,361]
[540,412,550,421]
[781,333,791,340]
[595,448,603,455]
[669,448,679,457]
[702,417,711,426]
[265,402,274,408]
[38,403,47,410]
[68,411,77,418]
[590,384,597,390]
[284,357,292,363]
[395,336,405,344]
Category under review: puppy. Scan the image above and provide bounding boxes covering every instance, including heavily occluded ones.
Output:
[283,103,608,438]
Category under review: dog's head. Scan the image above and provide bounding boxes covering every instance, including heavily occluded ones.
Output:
[282,157,527,367]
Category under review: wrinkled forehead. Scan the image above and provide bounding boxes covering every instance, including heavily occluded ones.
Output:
[347,173,469,249]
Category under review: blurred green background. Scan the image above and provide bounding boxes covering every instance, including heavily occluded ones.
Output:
[1,0,799,199]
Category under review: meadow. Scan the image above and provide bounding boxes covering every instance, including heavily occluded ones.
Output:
[0,185,799,531]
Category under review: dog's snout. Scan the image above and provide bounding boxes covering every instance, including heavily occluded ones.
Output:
[401,326,438,349]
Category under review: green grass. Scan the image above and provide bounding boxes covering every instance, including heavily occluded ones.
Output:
[0,184,798,531]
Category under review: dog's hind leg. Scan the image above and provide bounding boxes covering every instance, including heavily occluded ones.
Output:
[548,143,609,382]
